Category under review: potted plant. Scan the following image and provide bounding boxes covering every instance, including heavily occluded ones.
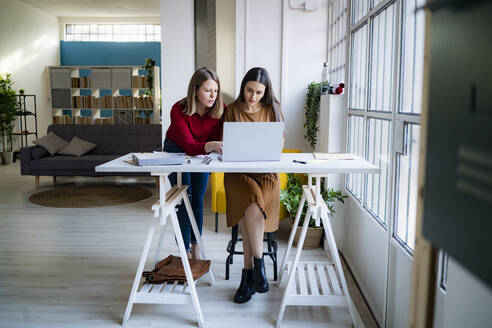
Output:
[0,73,19,165]
[303,82,321,149]
[280,173,346,249]
[19,89,25,95]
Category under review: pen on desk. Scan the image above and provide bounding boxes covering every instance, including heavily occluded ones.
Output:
[293,160,307,164]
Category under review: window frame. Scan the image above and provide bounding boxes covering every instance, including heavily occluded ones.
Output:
[345,0,424,254]
[64,23,162,42]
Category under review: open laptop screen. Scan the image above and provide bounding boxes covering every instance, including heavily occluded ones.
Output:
[222,122,284,162]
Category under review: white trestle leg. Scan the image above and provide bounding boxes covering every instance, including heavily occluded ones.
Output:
[276,175,357,328]
[122,173,213,328]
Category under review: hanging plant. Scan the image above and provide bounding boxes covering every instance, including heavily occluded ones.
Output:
[303,82,321,149]
[143,57,156,96]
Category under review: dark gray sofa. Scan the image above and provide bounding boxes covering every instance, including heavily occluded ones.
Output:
[21,124,162,187]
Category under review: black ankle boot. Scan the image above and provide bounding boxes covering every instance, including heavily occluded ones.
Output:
[253,257,269,293]
[234,269,255,303]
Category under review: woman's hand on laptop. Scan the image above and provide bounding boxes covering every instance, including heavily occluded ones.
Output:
[205,141,223,154]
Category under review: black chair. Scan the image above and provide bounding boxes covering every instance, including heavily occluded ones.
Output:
[225,225,278,281]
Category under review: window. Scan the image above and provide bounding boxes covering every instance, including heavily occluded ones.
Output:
[395,123,420,249]
[369,3,396,112]
[392,0,425,252]
[352,0,369,24]
[349,24,368,111]
[346,0,424,237]
[400,0,425,115]
[65,24,161,42]
[347,115,365,200]
[365,118,391,223]
[328,0,348,84]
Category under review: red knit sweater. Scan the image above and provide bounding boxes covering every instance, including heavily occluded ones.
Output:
[165,101,223,155]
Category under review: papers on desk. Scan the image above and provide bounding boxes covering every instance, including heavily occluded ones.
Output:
[132,152,186,166]
[313,152,357,160]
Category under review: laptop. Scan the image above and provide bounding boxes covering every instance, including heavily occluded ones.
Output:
[222,122,284,162]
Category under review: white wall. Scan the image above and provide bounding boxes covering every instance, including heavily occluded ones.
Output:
[0,0,59,141]
[160,0,194,136]
[344,200,388,325]
[236,0,328,151]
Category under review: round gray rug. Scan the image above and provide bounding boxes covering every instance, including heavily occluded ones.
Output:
[28,185,153,208]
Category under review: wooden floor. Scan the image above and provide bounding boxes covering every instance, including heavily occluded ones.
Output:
[0,162,378,328]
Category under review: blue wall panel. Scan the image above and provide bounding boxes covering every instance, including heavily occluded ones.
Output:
[60,41,161,68]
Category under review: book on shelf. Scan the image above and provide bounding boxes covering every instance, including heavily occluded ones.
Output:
[72,96,94,109]
[75,117,92,125]
[114,96,133,109]
[71,77,80,88]
[81,76,91,88]
[132,152,186,166]
[135,117,151,125]
[94,117,113,125]
[52,115,74,125]
[70,77,91,88]
[135,96,154,109]
[132,76,147,88]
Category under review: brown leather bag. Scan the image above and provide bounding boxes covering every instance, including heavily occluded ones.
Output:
[142,255,211,284]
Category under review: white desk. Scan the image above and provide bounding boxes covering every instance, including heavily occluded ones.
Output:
[96,153,379,327]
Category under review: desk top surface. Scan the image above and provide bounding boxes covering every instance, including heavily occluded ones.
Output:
[95,153,379,174]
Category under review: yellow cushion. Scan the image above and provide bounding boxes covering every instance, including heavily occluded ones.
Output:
[210,149,302,220]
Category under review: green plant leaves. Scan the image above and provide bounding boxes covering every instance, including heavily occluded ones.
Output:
[0,73,19,152]
[303,82,321,149]
[280,173,347,228]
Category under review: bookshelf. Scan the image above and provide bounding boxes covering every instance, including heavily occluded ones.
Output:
[48,66,160,125]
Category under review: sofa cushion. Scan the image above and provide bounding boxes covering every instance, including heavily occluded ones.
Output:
[47,124,162,155]
[32,147,49,159]
[32,132,68,156]
[30,155,119,172]
[58,136,97,156]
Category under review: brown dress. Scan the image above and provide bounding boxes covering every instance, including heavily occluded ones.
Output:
[223,103,280,233]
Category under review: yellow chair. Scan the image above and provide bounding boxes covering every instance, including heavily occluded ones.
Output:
[210,149,302,232]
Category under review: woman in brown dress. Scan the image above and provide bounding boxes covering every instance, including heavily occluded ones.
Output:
[223,67,284,303]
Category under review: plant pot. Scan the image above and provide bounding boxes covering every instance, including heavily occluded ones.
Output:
[293,225,323,249]
[0,151,13,165]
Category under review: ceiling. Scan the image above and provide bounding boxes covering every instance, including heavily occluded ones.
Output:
[20,0,160,17]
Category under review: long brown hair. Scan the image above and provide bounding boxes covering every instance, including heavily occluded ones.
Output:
[235,67,284,122]
[180,67,224,119]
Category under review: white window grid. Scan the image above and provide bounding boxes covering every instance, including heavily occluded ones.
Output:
[349,24,368,111]
[394,123,420,250]
[346,0,423,250]
[65,24,161,42]
[392,0,425,253]
[328,0,349,84]
[365,117,392,223]
[347,115,365,200]
[399,0,425,115]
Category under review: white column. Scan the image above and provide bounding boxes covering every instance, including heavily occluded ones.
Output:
[160,0,195,138]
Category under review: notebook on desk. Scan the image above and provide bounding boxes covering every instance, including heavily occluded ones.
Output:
[221,122,284,162]
[132,152,186,166]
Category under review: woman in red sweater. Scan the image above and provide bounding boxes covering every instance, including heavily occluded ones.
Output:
[163,68,224,260]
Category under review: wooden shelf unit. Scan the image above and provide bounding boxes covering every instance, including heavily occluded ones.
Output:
[48,66,160,125]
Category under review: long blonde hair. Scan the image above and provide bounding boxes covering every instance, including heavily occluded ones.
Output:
[180,68,224,119]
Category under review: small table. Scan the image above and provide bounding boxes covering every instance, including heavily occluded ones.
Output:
[96,153,378,327]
